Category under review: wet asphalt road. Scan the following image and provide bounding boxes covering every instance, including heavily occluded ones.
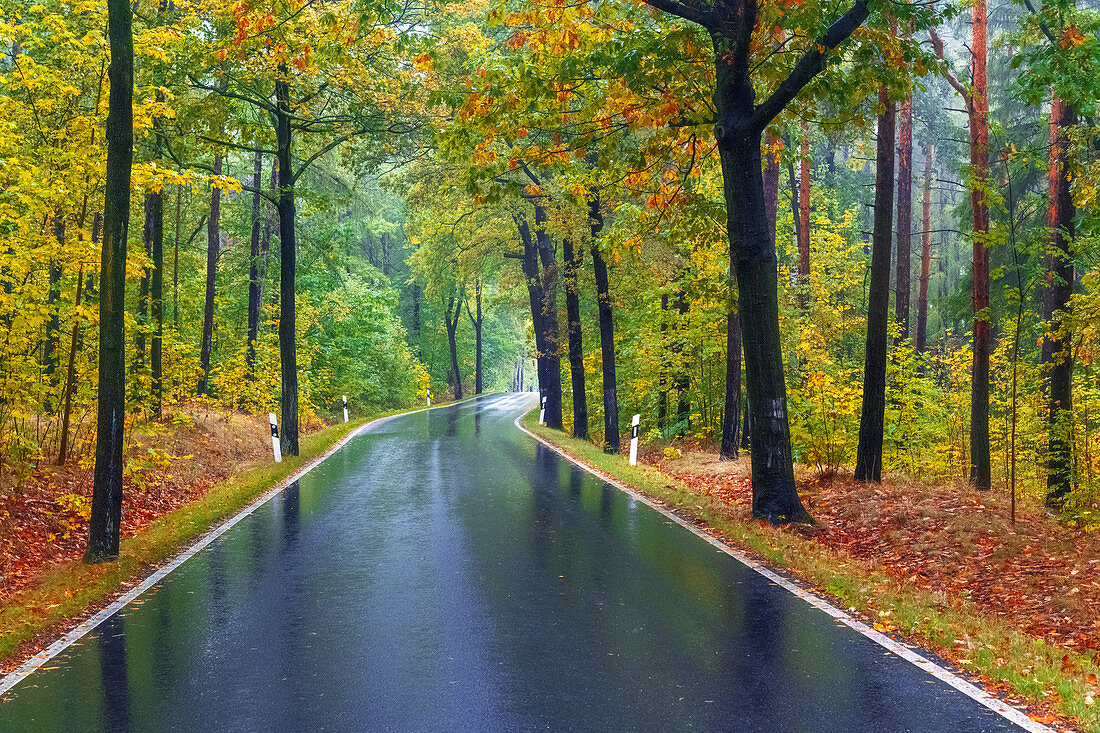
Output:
[0,393,1031,732]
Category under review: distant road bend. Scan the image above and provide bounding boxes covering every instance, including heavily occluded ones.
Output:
[0,393,1043,732]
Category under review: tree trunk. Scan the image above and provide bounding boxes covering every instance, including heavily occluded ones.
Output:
[173,186,180,326]
[57,265,85,465]
[86,0,132,563]
[915,145,934,353]
[147,190,163,418]
[532,202,563,430]
[673,281,690,436]
[562,237,588,439]
[895,95,913,339]
[798,120,811,308]
[275,73,299,456]
[1044,96,1076,508]
[466,279,483,394]
[969,0,992,492]
[712,37,810,523]
[198,154,221,396]
[444,295,463,399]
[854,85,895,484]
[44,217,63,408]
[516,213,549,411]
[588,193,619,452]
[246,148,263,381]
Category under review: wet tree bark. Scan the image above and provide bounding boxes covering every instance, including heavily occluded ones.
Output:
[444,294,464,399]
[562,238,588,439]
[915,145,934,353]
[895,95,913,339]
[854,86,895,484]
[516,212,549,414]
[532,202,563,430]
[1044,97,1075,508]
[86,0,132,562]
[147,189,163,418]
[642,0,868,522]
[246,148,264,381]
[798,120,811,308]
[588,193,619,452]
[198,154,221,396]
[275,71,300,456]
[466,279,483,394]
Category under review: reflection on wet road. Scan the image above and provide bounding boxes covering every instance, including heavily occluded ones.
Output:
[0,394,1030,731]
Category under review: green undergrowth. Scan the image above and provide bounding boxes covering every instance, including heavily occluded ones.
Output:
[524,412,1100,732]
[0,401,440,668]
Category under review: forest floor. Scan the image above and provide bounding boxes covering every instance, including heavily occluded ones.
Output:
[526,415,1100,732]
[0,401,372,673]
[0,405,322,603]
[640,443,1100,657]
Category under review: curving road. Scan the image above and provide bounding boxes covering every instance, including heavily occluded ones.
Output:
[0,394,1036,731]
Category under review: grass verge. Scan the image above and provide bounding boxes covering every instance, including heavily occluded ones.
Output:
[0,401,437,670]
[525,412,1100,732]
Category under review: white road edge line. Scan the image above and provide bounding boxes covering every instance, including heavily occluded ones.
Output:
[0,394,485,699]
[514,412,1053,733]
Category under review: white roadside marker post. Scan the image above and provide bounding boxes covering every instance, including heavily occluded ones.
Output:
[539,396,546,426]
[269,412,282,463]
[342,395,349,423]
[427,389,432,407]
[629,413,640,466]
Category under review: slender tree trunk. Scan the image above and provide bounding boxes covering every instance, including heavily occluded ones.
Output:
[246,149,264,380]
[673,281,690,436]
[915,145,934,353]
[275,73,299,456]
[588,193,619,452]
[58,265,85,465]
[895,95,913,339]
[1044,96,1076,507]
[471,281,483,394]
[173,185,180,326]
[86,0,132,563]
[147,190,163,418]
[135,228,148,395]
[44,217,63,406]
[532,202,563,430]
[658,293,669,429]
[198,154,221,396]
[798,120,811,308]
[854,85,895,483]
[969,0,992,491]
[562,237,588,439]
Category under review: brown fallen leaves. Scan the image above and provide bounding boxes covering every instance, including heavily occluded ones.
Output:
[0,406,294,603]
[641,443,1099,655]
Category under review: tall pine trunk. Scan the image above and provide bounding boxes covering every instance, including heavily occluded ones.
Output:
[895,95,913,339]
[86,0,132,563]
[854,86,895,483]
[1044,96,1076,508]
[588,193,619,452]
[915,145,934,353]
[562,238,588,438]
[198,154,221,396]
[968,0,992,491]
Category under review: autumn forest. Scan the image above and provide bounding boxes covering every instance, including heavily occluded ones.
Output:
[2,0,1100,719]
